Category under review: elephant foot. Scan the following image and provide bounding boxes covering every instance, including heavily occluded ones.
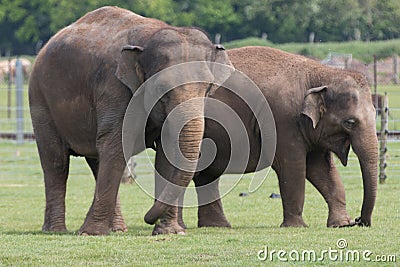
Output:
[198,220,231,228]
[280,216,308,227]
[112,221,128,233]
[79,217,111,236]
[198,218,231,228]
[328,213,355,228]
[79,224,110,236]
[42,222,67,232]
[354,216,371,227]
[149,204,184,235]
[152,221,186,235]
[178,217,187,230]
[112,214,128,233]
[197,201,231,228]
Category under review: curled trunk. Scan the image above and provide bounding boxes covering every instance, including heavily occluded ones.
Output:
[145,97,205,224]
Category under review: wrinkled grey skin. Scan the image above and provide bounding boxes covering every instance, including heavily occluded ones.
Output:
[168,46,378,231]
[29,6,231,235]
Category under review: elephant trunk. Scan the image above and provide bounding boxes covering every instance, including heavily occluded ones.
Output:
[145,96,205,225]
[351,127,378,226]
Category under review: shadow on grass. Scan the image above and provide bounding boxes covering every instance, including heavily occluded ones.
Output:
[230,225,282,230]
[3,230,72,236]
[3,225,289,237]
[3,225,154,236]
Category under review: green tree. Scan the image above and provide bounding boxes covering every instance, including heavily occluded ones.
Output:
[0,0,52,54]
[364,0,400,40]
[0,0,52,42]
[310,0,362,42]
[2,0,400,55]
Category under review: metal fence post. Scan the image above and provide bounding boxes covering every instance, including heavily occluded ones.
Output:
[15,58,24,145]
[7,52,12,118]
[379,92,388,184]
[393,54,399,84]
[373,55,377,91]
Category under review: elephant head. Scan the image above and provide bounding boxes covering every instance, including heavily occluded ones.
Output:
[301,73,378,226]
[115,27,234,224]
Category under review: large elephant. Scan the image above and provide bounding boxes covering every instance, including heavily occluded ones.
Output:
[29,6,232,235]
[153,46,378,233]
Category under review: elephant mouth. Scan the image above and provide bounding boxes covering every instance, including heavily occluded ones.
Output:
[145,122,161,150]
[331,136,351,166]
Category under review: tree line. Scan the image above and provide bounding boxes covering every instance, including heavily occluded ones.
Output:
[1,0,400,55]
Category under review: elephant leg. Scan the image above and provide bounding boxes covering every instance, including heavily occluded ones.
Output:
[306,151,354,227]
[79,140,125,235]
[33,113,69,232]
[85,157,127,232]
[193,173,231,228]
[151,146,185,235]
[276,154,308,227]
[112,195,128,232]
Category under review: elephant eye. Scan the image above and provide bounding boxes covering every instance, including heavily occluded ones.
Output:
[343,118,356,129]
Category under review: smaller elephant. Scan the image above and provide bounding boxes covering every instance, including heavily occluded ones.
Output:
[152,46,378,233]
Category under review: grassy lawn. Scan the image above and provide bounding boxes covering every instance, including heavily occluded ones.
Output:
[0,141,399,266]
[378,84,400,102]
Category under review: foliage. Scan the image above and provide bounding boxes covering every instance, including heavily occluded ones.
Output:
[1,0,400,55]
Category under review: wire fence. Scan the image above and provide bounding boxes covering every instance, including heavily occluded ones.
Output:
[1,55,400,182]
[0,57,33,140]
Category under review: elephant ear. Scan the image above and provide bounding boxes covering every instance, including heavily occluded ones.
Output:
[301,86,327,128]
[115,45,144,93]
[208,44,235,95]
[117,45,148,157]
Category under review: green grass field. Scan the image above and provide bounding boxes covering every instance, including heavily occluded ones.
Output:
[0,141,399,266]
